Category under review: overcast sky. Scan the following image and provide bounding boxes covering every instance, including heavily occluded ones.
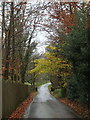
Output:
[29,0,50,54]
[32,31,49,54]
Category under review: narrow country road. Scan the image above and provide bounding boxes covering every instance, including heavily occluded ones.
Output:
[23,83,81,119]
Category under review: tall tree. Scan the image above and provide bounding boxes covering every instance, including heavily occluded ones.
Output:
[2,2,41,83]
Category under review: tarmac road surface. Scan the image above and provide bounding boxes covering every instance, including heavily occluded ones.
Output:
[23,83,81,119]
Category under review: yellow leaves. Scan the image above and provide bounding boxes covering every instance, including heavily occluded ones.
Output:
[63,82,67,88]
[46,45,57,50]
[28,44,72,88]
[60,63,72,69]
[8,76,11,81]
[28,58,51,76]
[58,48,64,52]
[61,72,70,77]
[28,50,72,78]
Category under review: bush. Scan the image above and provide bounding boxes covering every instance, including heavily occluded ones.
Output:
[54,88,66,98]
[67,75,79,100]
[54,89,61,97]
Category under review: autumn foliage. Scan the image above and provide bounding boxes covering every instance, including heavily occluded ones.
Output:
[9,92,35,119]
